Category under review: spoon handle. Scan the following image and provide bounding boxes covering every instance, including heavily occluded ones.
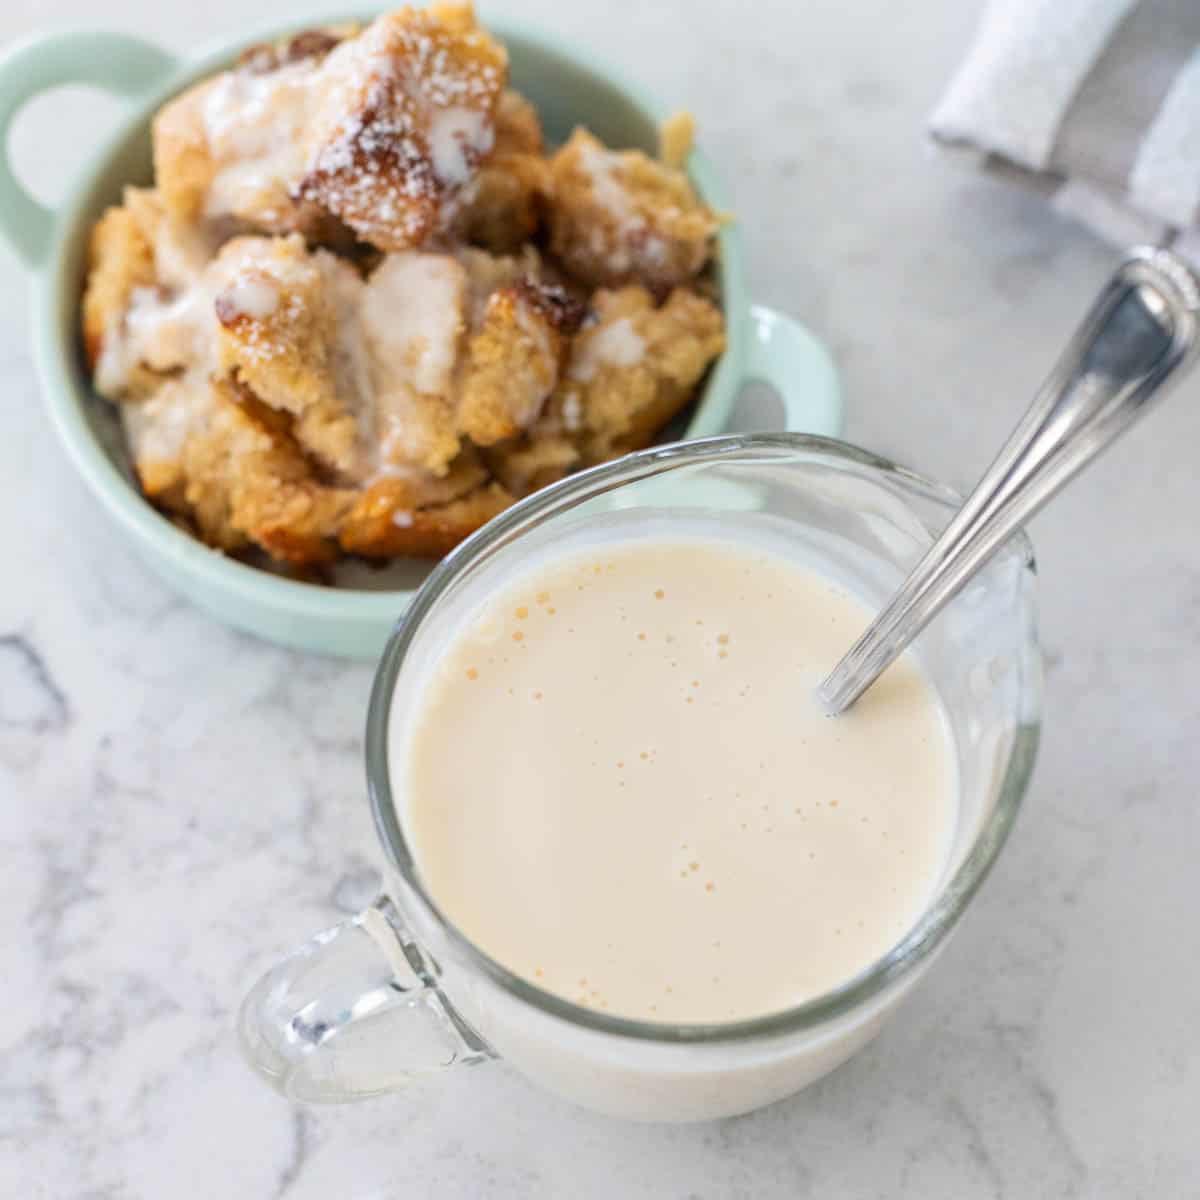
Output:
[819,246,1200,715]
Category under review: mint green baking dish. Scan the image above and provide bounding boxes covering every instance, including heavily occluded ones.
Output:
[0,16,841,657]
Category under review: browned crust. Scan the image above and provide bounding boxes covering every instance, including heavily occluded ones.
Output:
[135,379,355,565]
[493,89,543,156]
[80,196,156,373]
[457,285,564,446]
[454,152,549,253]
[452,89,547,252]
[515,277,585,336]
[237,25,359,74]
[483,433,579,497]
[339,480,513,558]
[81,11,731,575]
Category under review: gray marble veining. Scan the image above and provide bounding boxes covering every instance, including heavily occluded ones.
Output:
[2,0,1197,1195]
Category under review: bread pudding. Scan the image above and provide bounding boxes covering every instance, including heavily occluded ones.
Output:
[81,5,726,573]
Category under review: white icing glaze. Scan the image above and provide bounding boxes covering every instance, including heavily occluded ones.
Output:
[201,61,319,220]
[561,392,584,432]
[95,240,302,399]
[127,287,209,368]
[154,216,222,290]
[577,140,647,273]
[568,317,646,383]
[120,374,214,464]
[362,252,466,396]
[316,250,372,404]
[297,18,500,235]
[428,106,492,187]
[579,141,633,224]
[359,251,467,470]
[223,276,280,319]
[512,295,554,363]
[188,13,502,234]
[96,280,221,398]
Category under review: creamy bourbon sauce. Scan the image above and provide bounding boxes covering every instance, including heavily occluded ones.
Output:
[399,535,958,1024]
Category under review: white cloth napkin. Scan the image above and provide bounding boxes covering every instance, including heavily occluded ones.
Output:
[931,0,1200,258]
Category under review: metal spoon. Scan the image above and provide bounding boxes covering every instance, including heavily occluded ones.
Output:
[819,245,1200,715]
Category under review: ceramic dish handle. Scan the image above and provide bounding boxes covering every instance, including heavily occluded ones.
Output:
[0,31,177,267]
[238,895,492,1102]
[745,304,843,436]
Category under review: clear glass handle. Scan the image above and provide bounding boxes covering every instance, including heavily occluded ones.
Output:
[238,895,492,1102]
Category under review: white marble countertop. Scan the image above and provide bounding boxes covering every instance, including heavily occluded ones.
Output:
[3,0,1198,1195]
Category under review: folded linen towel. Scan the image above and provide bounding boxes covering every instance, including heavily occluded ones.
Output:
[931,0,1200,254]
